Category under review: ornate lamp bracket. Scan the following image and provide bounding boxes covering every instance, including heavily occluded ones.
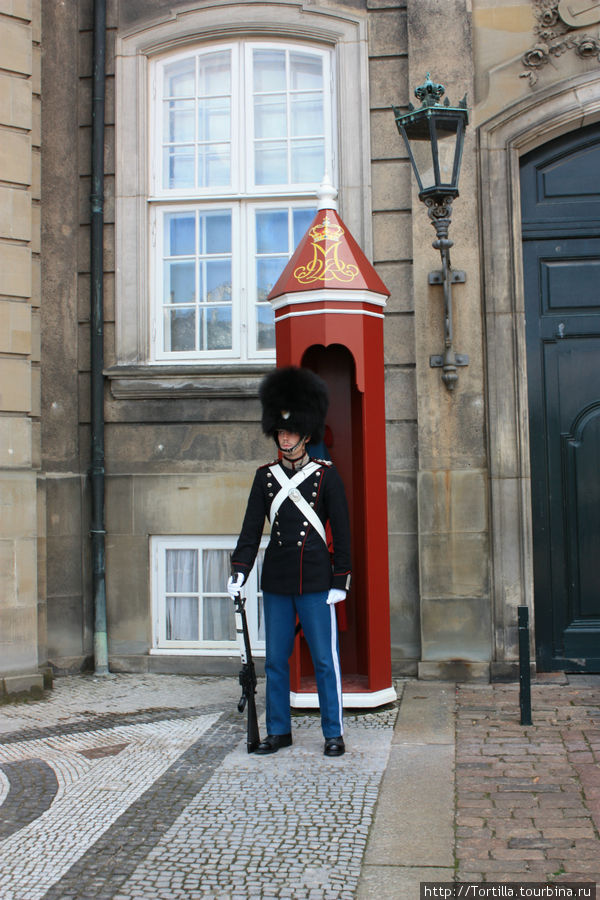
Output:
[425,197,469,391]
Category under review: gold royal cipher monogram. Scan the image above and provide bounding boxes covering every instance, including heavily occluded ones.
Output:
[293,216,359,285]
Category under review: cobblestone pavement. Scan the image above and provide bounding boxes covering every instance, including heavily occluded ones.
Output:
[0,674,398,900]
[455,679,600,885]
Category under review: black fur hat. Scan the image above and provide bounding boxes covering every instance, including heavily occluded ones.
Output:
[259,366,329,443]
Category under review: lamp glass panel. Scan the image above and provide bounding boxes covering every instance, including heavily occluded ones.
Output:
[406,133,436,192]
[433,116,461,187]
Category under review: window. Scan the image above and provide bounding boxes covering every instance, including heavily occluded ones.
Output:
[115,5,371,371]
[149,42,333,362]
[151,536,267,654]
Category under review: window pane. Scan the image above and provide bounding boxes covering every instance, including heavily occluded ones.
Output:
[290,93,323,138]
[206,260,232,302]
[203,549,230,592]
[166,597,199,641]
[206,306,232,350]
[257,257,286,300]
[255,141,287,185]
[166,549,198,592]
[161,52,232,193]
[166,214,195,256]
[256,210,288,254]
[293,208,316,245]
[290,52,323,91]
[164,146,194,189]
[291,139,324,183]
[165,261,195,304]
[165,58,195,97]
[257,304,275,350]
[165,100,195,143]
[198,144,231,188]
[166,308,196,352]
[203,598,235,641]
[203,212,232,254]
[198,50,231,96]
[198,98,231,142]
[251,50,326,188]
[253,49,286,92]
[254,95,286,139]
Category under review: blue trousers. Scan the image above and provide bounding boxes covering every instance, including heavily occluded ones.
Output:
[263,591,343,739]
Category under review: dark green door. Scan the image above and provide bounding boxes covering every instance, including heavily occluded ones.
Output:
[521,124,600,672]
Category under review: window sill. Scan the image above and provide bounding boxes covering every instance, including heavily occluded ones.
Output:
[105,364,274,400]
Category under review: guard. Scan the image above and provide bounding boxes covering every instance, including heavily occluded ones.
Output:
[227,366,352,757]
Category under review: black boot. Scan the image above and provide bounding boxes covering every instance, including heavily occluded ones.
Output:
[254,733,293,755]
[324,736,345,757]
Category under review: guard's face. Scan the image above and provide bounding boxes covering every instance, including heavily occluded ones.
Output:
[277,430,302,450]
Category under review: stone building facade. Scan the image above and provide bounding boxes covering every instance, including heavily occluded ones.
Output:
[3,0,600,694]
[0,0,42,693]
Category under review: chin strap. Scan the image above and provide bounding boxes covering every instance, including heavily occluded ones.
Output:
[275,434,309,469]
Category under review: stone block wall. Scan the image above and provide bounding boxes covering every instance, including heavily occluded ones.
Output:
[367,0,420,671]
[0,0,43,691]
[40,0,92,672]
[406,0,491,680]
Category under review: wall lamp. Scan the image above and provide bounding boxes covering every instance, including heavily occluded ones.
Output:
[393,74,469,391]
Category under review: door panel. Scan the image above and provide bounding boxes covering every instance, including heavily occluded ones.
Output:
[521,124,600,672]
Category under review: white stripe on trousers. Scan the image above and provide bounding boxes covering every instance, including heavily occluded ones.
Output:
[330,602,344,736]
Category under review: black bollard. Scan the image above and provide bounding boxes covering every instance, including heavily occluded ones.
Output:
[518,606,532,725]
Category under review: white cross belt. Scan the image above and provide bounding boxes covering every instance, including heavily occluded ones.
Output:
[268,462,327,546]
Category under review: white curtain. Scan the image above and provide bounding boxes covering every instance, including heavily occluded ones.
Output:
[203,549,235,641]
[164,545,262,644]
[165,549,198,640]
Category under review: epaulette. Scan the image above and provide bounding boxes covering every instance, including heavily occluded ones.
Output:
[313,458,333,467]
[258,459,280,470]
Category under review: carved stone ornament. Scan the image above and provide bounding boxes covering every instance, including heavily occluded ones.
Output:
[521,0,600,86]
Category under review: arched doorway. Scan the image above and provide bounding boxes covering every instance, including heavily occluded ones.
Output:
[520,123,600,672]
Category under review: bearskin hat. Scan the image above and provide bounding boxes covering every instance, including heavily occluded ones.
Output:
[259,366,329,443]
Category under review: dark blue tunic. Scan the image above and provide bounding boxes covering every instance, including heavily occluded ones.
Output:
[231,458,352,595]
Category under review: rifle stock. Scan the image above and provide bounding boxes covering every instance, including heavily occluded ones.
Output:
[233,593,260,753]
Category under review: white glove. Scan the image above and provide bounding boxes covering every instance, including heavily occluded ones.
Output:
[327,588,346,605]
[227,572,244,598]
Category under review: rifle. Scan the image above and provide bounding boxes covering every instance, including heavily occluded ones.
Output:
[233,591,261,753]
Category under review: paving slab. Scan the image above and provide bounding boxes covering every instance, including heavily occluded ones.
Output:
[364,743,455,867]
[393,680,456,745]
[358,678,456,893]
[357,866,455,899]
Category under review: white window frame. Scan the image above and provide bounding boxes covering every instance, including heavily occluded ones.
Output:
[151,44,241,200]
[243,41,334,197]
[114,4,372,370]
[151,202,241,361]
[151,198,318,361]
[150,535,267,656]
[148,40,333,364]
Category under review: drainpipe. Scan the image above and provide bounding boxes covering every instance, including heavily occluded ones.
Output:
[90,0,109,674]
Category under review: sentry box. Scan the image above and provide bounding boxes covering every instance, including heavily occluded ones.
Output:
[267,183,397,709]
